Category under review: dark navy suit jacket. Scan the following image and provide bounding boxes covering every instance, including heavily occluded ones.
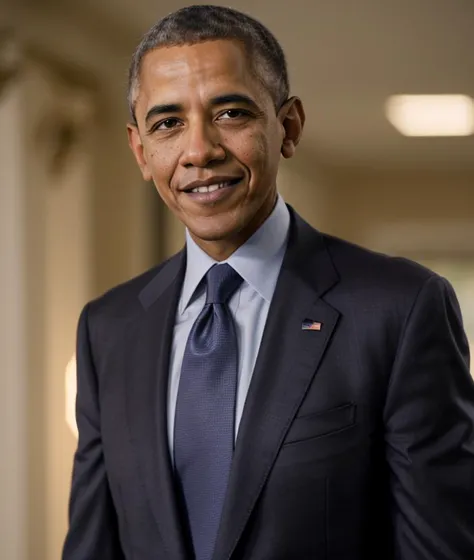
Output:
[63,207,474,559]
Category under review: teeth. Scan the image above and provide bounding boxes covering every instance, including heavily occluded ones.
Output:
[191,182,230,194]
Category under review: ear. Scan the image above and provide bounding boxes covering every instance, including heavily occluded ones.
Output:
[127,123,152,181]
[278,97,305,159]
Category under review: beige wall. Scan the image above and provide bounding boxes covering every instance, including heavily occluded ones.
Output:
[12,1,158,294]
[322,168,474,249]
[1,59,97,560]
[277,164,474,256]
[0,73,28,560]
[277,157,328,227]
[1,4,158,560]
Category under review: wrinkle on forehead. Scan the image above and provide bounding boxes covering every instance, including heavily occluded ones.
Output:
[139,40,262,106]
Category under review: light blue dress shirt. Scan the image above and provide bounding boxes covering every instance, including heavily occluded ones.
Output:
[167,195,290,458]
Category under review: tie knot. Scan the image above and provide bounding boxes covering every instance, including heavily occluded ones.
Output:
[205,264,243,304]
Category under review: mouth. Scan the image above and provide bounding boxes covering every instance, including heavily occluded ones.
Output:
[181,176,243,194]
[180,176,243,204]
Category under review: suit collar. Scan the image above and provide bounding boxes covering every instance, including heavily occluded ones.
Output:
[139,250,185,309]
[282,206,340,297]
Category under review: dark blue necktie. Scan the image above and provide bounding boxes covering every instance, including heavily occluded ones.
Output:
[174,263,243,560]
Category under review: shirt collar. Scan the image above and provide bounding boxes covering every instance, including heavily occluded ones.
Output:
[179,194,290,314]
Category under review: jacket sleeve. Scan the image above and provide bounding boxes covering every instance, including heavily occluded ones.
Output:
[384,274,474,559]
[62,304,125,560]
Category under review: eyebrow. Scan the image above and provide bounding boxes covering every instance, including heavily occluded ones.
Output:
[210,93,259,110]
[144,93,260,126]
[145,103,182,126]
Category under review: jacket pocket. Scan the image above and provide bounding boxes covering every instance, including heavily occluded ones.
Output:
[284,402,356,445]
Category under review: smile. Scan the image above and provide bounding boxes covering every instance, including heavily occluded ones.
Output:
[184,177,242,203]
[189,180,236,194]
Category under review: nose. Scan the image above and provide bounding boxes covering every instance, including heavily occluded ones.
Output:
[179,120,226,168]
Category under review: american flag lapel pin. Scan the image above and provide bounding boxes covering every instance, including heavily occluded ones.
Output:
[302,319,322,331]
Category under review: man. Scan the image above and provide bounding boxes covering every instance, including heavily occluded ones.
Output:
[63,5,474,560]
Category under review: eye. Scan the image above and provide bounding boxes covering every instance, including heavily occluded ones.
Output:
[154,118,182,131]
[218,109,249,120]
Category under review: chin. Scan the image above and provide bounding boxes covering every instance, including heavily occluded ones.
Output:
[190,227,237,243]
[187,216,244,244]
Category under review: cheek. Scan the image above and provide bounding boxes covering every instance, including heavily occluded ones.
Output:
[145,143,178,191]
[246,131,280,183]
[229,130,272,174]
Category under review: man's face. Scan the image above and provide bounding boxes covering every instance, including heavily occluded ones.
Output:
[128,39,303,258]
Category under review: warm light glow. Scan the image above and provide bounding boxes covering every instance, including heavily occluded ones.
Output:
[65,354,78,439]
[385,95,474,136]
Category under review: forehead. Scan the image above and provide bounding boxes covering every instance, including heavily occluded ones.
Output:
[138,40,263,103]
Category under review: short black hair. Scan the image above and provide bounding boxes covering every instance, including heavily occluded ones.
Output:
[127,5,289,124]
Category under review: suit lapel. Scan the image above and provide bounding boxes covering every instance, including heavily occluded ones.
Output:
[125,251,189,560]
[212,212,341,560]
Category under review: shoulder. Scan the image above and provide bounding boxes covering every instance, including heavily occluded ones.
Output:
[291,209,438,296]
[323,232,436,288]
[291,208,444,318]
[318,231,454,326]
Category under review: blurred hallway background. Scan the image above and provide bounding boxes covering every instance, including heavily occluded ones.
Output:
[1,1,473,558]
